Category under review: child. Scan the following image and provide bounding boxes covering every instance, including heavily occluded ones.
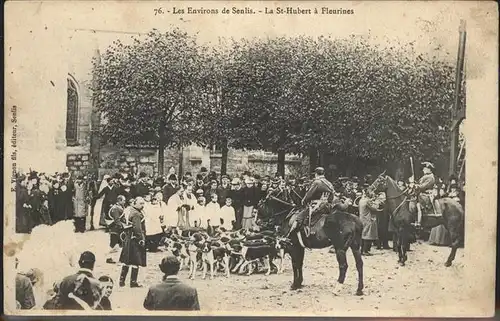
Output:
[205,193,221,226]
[219,197,236,231]
[97,276,114,310]
[191,197,206,228]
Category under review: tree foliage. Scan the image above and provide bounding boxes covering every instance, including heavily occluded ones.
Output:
[92,29,456,176]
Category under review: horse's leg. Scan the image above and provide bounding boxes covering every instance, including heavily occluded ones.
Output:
[351,241,364,296]
[333,248,348,295]
[445,230,461,267]
[392,232,398,252]
[401,228,408,265]
[289,244,300,290]
[295,245,305,287]
[396,230,404,265]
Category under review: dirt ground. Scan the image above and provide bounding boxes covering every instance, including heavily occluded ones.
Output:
[98,240,466,315]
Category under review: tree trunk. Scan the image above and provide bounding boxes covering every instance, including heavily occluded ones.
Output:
[221,138,228,176]
[308,147,318,173]
[158,119,166,176]
[277,150,286,178]
[178,142,183,179]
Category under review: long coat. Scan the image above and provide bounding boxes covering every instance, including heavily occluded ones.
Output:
[358,196,379,241]
[143,277,200,311]
[119,207,147,267]
[73,182,88,218]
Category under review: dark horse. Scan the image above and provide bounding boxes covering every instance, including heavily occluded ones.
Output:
[258,196,365,295]
[370,173,464,267]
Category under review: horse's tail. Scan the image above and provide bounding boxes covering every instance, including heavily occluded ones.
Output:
[438,198,465,244]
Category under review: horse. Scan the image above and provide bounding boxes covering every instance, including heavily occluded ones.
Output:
[257,196,365,296]
[369,172,464,267]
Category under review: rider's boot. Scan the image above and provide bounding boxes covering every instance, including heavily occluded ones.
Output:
[287,220,298,238]
[416,203,422,228]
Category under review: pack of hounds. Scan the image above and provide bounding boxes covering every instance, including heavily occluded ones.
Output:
[159,225,292,280]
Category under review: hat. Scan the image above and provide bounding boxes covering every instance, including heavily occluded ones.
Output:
[422,162,435,170]
[450,183,458,189]
[200,167,208,173]
[159,255,181,274]
[351,176,359,183]
[231,177,240,185]
[196,189,204,195]
[271,177,280,184]
[363,183,370,188]
[196,174,204,180]
[138,172,147,178]
[314,167,325,175]
[28,172,38,180]
[338,177,349,182]
[185,172,192,177]
[253,174,261,180]
[79,251,96,264]
[221,175,229,180]
[168,174,177,181]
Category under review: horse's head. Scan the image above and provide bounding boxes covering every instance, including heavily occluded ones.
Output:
[369,170,388,194]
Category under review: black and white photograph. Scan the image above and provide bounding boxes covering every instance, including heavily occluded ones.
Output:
[4,1,497,317]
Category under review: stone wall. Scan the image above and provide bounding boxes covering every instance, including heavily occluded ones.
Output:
[66,153,90,177]
[95,145,308,180]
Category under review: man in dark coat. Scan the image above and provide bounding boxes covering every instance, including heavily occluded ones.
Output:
[56,251,102,310]
[162,174,178,204]
[118,197,147,288]
[217,175,231,207]
[228,178,243,229]
[144,256,200,311]
[16,176,32,233]
[134,172,150,198]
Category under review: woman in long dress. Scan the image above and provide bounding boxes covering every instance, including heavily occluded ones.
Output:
[93,175,111,230]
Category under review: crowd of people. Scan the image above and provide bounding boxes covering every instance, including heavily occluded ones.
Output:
[15,164,465,248]
[14,163,465,311]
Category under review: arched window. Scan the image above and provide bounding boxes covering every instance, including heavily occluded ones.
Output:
[66,77,79,146]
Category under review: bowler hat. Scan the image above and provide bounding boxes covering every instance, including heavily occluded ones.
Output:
[168,174,177,181]
[314,167,325,175]
[139,172,147,178]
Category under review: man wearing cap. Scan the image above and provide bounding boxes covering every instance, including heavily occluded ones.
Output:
[289,167,334,236]
[410,162,436,227]
[56,251,102,310]
[144,256,200,311]
[118,197,147,288]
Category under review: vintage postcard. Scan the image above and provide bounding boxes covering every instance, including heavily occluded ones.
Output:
[3,0,498,317]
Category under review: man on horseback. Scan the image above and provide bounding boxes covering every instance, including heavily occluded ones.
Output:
[409,161,436,227]
[288,167,334,237]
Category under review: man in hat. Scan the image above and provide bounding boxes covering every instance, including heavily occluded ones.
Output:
[410,161,436,227]
[143,256,200,311]
[195,174,206,193]
[134,172,150,198]
[289,167,334,236]
[57,251,102,310]
[162,174,178,204]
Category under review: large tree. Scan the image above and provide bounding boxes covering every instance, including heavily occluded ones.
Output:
[92,28,206,175]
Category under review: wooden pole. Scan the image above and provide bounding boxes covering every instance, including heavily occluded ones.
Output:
[89,48,102,179]
[449,20,467,179]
